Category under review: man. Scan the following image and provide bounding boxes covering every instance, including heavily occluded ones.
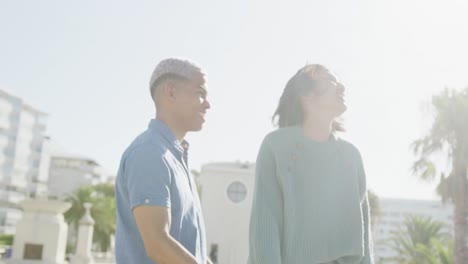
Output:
[115,58,212,264]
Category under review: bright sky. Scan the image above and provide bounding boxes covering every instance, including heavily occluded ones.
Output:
[1,0,467,200]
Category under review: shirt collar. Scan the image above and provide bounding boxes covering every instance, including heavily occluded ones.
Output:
[148,119,190,154]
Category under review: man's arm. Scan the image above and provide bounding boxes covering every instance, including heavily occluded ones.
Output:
[134,205,198,264]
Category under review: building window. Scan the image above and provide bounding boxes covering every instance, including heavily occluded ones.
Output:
[227,181,247,203]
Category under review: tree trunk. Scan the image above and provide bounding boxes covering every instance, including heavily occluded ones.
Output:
[453,160,467,264]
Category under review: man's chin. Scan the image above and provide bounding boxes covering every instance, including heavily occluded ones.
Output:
[188,123,204,132]
[339,103,347,112]
[334,105,347,117]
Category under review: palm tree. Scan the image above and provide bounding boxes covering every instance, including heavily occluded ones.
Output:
[416,238,453,264]
[64,186,95,233]
[411,87,468,264]
[387,215,451,264]
[64,183,116,252]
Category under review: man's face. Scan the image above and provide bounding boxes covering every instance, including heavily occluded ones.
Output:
[172,71,211,132]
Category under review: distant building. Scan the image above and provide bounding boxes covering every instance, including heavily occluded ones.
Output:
[372,198,453,263]
[47,147,111,199]
[0,89,49,234]
[199,161,455,264]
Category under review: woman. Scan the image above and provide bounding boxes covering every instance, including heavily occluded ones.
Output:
[248,64,373,264]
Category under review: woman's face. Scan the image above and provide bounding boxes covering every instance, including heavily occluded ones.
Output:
[302,68,347,119]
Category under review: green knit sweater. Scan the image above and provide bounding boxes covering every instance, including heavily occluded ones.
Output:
[248,126,374,264]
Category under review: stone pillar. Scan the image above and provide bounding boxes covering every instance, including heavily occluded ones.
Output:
[8,198,71,264]
[70,203,94,264]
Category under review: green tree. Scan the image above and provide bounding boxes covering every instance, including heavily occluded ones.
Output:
[412,87,468,264]
[387,215,451,264]
[64,183,115,252]
[0,234,13,245]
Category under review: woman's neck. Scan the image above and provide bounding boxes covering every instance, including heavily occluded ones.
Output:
[302,117,332,142]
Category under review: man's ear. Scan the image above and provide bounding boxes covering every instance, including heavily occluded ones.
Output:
[162,80,179,102]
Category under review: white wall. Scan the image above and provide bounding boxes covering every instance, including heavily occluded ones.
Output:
[200,162,255,264]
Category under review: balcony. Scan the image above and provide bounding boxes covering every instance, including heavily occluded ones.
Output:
[2,146,15,158]
[29,141,43,154]
[0,135,9,148]
[32,123,46,132]
[0,189,27,204]
[0,119,10,131]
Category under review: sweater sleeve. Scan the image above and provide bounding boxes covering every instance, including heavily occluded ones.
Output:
[361,193,374,264]
[248,137,283,264]
[356,148,374,264]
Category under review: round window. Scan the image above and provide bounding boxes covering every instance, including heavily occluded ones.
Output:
[227,181,247,203]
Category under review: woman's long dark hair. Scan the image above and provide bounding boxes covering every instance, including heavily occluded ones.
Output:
[272,64,344,131]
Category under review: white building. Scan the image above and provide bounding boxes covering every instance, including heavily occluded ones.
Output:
[0,89,50,234]
[199,161,455,264]
[47,148,111,199]
[372,198,453,264]
[199,162,255,264]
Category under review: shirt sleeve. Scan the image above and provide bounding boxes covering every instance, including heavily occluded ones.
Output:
[248,137,283,264]
[124,145,172,210]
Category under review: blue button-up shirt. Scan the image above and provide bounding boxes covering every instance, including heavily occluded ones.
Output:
[115,119,207,264]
